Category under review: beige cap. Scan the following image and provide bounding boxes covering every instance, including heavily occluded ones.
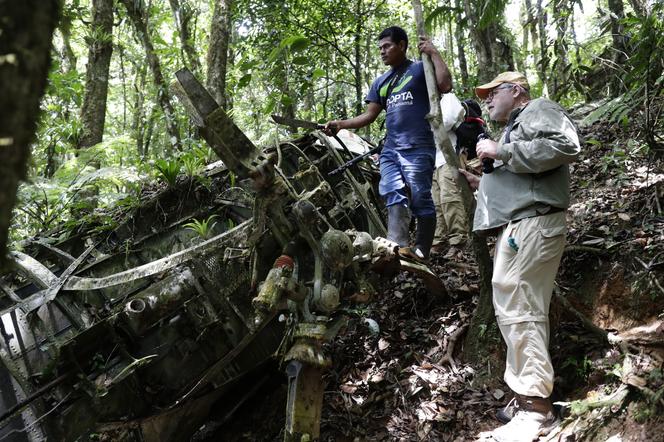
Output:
[475,71,530,99]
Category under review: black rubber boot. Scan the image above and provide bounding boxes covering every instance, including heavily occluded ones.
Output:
[414,217,436,259]
[386,204,410,247]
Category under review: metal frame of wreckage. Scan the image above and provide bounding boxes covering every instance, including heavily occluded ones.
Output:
[0,68,445,442]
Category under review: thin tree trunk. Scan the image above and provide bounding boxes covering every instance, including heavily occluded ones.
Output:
[121,0,182,152]
[119,45,128,131]
[524,0,545,87]
[206,0,232,109]
[45,137,58,179]
[454,0,469,94]
[144,106,157,157]
[551,0,572,100]
[537,0,550,95]
[0,0,60,267]
[607,0,628,95]
[78,0,114,150]
[168,0,202,74]
[446,17,455,72]
[519,0,529,73]
[132,63,148,157]
[59,9,78,75]
[353,0,363,116]
[279,59,296,124]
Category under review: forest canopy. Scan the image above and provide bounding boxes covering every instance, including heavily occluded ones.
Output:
[3,0,663,250]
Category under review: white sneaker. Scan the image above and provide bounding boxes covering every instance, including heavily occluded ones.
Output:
[489,409,559,442]
[496,396,519,424]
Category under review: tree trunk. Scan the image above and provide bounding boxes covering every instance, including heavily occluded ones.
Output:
[0,0,60,267]
[78,0,114,150]
[607,0,628,96]
[59,8,78,75]
[132,62,148,157]
[551,0,572,101]
[463,0,513,82]
[411,0,496,367]
[464,0,494,83]
[518,0,529,73]
[492,24,516,74]
[524,0,545,87]
[353,0,363,117]
[121,0,182,152]
[279,60,297,125]
[168,0,202,74]
[536,0,550,95]
[45,137,58,179]
[454,0,469,94]
[206,0,232,109]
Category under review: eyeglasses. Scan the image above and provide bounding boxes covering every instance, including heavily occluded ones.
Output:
[485,84,514,102]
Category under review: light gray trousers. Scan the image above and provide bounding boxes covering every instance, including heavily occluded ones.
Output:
[493,211,566,398]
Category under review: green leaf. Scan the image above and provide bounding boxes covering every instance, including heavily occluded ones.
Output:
[239,60,258,71]
[280,35,310,52]
[292,56,309,65]
[237,74,252,88]
[288,36,310,52]
[264,98,276,115]
[312,68,326,81]
[280,95,293,106]
[268,45,284,63]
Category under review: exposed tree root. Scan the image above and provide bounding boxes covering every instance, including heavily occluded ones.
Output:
[438,323,469,371]
[554,287,609,342]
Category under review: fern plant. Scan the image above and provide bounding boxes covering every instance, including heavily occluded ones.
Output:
[155,159,181,186]
[181,154,203,177]
[184,215,218,239]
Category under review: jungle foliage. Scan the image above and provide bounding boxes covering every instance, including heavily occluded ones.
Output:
[7,0,664,247]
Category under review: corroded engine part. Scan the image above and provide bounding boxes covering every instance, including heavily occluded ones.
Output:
[123,267,197,336]
[311,284,339,314]
[252,255,295,324]
[320,229,354,272]
[283,321,329,442]
[351,231,374,262]
[284,361,324,442]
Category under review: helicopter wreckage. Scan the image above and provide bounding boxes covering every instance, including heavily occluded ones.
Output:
[0,69,445,441]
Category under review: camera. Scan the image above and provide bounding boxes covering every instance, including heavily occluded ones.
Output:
[477,133,494,174]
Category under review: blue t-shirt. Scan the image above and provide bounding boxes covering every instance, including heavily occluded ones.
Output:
[366,60,434,150]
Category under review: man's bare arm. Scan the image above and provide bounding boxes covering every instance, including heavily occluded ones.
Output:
[417,37,453,94]
[323,102,382,135]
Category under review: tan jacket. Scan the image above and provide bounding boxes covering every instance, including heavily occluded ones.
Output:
[473,98,581,234]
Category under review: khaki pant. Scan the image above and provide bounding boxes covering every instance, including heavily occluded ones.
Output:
[432,163,468,246]
[493,211,566,398]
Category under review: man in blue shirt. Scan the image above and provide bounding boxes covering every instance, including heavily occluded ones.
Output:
[324,26,452,260]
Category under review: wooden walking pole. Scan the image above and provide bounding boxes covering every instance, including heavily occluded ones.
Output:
[411,0,497,362]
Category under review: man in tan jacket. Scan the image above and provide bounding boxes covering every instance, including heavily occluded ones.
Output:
[461,72,581,442]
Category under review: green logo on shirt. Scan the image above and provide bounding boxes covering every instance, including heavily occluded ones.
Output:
[379,75,413,97]
[392,75,412,94]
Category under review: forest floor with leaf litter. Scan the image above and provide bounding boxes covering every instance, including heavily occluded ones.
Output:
[198,118,664,441]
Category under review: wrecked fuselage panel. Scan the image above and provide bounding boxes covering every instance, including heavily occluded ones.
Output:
[0,69,443,442]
